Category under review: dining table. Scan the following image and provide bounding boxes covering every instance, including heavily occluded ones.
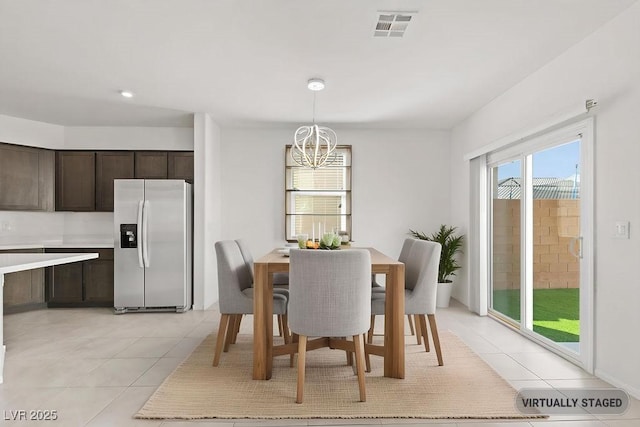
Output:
[252,246,405,380]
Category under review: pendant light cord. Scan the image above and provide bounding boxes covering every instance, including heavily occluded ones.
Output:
[312,92,316,124]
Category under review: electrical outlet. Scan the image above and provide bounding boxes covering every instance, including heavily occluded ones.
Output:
[614,221,630,239]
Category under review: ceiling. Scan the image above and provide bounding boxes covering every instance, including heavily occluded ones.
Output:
[0,0,636,129]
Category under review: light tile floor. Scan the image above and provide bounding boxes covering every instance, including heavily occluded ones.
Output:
[1,301,638,426]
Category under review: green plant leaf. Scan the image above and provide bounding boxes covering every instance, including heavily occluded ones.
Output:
[409,225,464,283]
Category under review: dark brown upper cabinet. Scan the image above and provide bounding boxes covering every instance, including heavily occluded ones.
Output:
[54,150,192,212]
[135,151,168,179]
[0,143,54,211]
[168,151,194,183]
[55,151,96,211]
[96,152,134,211]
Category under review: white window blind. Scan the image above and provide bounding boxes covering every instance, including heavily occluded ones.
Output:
[285,145,352,241]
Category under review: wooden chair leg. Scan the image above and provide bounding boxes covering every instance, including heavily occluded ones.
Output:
[212,314,230,366]
[367,315,375,343]
[418,314,430,352]
[278,314,284,337]
[290,333,299,367]
[281,314,291,344]
[414,314,422,345]
[407,314,415,336]
[231,314,242,344]
[363,333,371,373]
[428,314,444,366]
[353,334,367,402]
[344,337,354,366]
[296,335,308,404]
[224,314,238,352]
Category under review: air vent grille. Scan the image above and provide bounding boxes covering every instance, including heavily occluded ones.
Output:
[373,11,417,38]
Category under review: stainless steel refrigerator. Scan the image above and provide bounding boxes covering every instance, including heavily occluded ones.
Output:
[113,179,192,313]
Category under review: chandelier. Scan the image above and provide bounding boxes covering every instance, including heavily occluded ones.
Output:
[291,78,338,169]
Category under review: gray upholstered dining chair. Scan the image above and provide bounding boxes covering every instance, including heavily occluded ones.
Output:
[212,240,290,366]
[370,238,421,342]
[236,238,290,287]
[288,249,371,403]
[235,238,290,337]
[369,239,444,366]
[371,238,416,293]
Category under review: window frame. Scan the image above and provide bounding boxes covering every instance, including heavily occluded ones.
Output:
[284,145,352,242]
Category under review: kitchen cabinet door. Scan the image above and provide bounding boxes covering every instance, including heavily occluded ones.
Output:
[48,262,84,303]
[135,151,168,179]
[2,248,46,312]
[55,151,96,211]
[83,249,114,303]
[0,144,54,211]
[168,151,194,183]
[46,248,114,306]
[96,151,134,211]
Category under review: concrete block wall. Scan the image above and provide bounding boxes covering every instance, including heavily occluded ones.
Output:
[493,199,580,290]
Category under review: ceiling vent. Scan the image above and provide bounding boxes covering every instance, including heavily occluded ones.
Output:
[374,11,417,38]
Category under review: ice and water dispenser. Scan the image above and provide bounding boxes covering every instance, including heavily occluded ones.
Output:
[120,224,138,248]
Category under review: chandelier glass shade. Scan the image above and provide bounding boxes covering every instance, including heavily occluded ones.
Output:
[291,124,338,169]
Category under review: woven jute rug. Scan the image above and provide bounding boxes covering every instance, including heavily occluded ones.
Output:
[137,330,540,420]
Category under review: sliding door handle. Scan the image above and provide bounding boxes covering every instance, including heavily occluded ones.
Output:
[569,236,583,259]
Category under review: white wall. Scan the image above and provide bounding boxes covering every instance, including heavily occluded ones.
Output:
[450,2,640,397]
[64,126,193,150]
[220,127,451,263]
[0,114,64,149]
[193,113,222,310]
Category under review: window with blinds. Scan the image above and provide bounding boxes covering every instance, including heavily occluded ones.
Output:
[285,145,352,241]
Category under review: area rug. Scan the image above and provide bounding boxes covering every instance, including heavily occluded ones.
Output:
[137,331,541,420]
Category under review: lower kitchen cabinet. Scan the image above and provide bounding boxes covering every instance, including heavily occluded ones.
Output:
[46,248,114,307]
[83,251,114,302]
[2,248,46,313]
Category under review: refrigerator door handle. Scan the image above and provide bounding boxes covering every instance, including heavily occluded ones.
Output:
[142,200,150,267]
[136,200,144,268]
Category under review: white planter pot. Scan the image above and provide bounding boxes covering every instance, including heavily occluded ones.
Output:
[436,282,453,308]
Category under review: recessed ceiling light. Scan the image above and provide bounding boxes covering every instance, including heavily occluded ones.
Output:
[120,90,134,98]
[307,79,325,91]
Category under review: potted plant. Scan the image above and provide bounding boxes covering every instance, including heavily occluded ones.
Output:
[409,225,464,307]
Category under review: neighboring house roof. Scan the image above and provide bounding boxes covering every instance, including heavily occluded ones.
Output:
[497,177,580,199]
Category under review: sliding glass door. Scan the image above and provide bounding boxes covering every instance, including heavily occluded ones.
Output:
[491,159,522,326]
[531,142,582,352]
[487,120,593,370]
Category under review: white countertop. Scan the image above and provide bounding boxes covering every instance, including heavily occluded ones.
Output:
[0,253,99,275]
[0,252,100,384]
[0,240,114,251]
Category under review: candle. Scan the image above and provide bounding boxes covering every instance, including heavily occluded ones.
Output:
[312,223,315,243]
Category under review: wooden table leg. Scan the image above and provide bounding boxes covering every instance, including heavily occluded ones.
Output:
[384,263,405,378]
[253,262,273,379]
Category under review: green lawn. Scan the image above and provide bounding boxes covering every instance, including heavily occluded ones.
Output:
[492,289,579,342]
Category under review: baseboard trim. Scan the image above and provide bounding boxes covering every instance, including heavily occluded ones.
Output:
[3,302,47,314]
[595,368,640,400]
